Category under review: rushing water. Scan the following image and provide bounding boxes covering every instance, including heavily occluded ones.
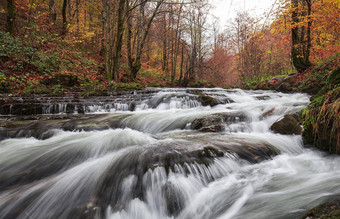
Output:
[0,88,340,219]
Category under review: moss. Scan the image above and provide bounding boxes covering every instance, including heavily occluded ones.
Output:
[302,198,340,219]
[302,90,340,154]
[310,86,328,102]
[320,210,340,219]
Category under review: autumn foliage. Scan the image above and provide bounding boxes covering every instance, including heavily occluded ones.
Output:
[0,0,339,94]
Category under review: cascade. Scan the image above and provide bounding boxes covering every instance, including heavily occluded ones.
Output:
[0,88,339,219]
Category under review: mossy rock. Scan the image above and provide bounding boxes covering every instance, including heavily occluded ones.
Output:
[270,114,302,135]
[276,82,293,92]
[301,197,340,219]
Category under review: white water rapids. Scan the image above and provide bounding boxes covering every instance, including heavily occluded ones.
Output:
[0,88,340,219]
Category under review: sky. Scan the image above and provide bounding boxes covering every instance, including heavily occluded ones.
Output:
[210,0,279,28]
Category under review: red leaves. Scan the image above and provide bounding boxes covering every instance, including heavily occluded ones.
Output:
[270,79,279,84]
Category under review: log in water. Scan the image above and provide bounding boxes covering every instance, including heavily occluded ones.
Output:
[0,88,339,219]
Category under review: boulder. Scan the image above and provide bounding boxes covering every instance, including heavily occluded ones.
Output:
[191,114,225,132]
[283,74,298,84]
[191,113,245,132]
[268,77,284,88]
[270,114,302,135]
[198,93,220,107]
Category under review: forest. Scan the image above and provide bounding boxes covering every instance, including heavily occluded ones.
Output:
[0,0,338,94]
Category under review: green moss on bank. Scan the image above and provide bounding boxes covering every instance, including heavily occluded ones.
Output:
[301,54,340,154]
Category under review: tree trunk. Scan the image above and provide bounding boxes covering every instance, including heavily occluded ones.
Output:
[76,0,80,34]
[7,0,16,34]
[49,0,56,23]
[179,44,184,84]
[129,0,163,80]
[126,4,134,81]
[62,0,68,35]
[111,0,126,81]
[161,12,168,76]
[100,0,107,57]
[291,0,312,73]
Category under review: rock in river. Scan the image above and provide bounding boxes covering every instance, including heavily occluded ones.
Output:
[270,114,302,135]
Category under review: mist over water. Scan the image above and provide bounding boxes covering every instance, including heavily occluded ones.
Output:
[1,88,339,219]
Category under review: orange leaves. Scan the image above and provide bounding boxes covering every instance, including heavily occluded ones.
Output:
[273,0,339,63]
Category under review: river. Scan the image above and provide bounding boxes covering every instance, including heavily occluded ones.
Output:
[0,88,339,219]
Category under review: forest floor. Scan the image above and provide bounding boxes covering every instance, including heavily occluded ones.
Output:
[0,30,214,97]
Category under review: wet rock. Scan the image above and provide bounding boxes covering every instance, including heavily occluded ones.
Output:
[191,113,246,132]
[198,93,220,107]
[62,121,78,131]
[66,103,76,114]
[77,104,85,114]
[9,122,57,139]
[128,102,136,111]
[270,114,302,135]
[261,108,275,118]
[301,197,340,219]
[0,135,279,218]
[255,95,271,100]
[98,139,278,211]
[0,114,112,140]
[163,182,184,216]
[3,103,44,115]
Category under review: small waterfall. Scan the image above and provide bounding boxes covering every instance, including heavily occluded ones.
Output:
[1,88,339,219]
